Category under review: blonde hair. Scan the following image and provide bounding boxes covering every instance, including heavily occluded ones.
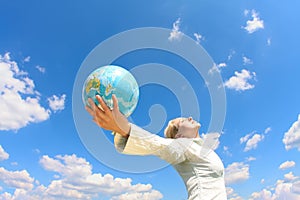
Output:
[164,119,179,139]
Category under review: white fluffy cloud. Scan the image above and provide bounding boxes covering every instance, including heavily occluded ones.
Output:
[284,172,298,181]
[250,177,300,200]
[111,191,163,200]
[47,94,66,112]
[279,161,296,170]
[223,146,232,157]
[218,63,227,69]
[0,53,50,131]
[225,162,250,185]
[264,127,272,134]
[41,154,162,199]
[0,167,34,190]
[208,62,227,74]
[240,133,265,151]
[23,56,31,63]
[193,33,203,44]
[224,69,256,91]
[35,65,46,73]
[240,133,251,144]
[226,187,243,200]
[0,53,65,131]
[243,56,253,65]
[39,154,162,199]
[250,189,273,200]
[243,10,264,34]
[246,157,256,162]
[0,154,163,200]
[244,133,265,152]
[240,128,271,152]
[0,145,9,161]
[283,114,300,151]
[168,18,183,41]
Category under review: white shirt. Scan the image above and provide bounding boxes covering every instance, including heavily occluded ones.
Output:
[114,124,227,200]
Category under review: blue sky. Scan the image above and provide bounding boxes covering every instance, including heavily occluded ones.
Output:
[1,0,300,199]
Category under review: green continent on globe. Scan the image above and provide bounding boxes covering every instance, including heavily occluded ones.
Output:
[85,76,100,94]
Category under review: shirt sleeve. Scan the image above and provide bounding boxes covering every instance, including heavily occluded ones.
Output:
[114,123,190,165]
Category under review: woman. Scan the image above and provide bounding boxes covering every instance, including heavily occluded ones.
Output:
[86,95,227,200]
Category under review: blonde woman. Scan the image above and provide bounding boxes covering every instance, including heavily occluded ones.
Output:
[86,95,227,200]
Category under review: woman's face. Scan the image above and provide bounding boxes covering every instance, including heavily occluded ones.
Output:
[172,117,201,138]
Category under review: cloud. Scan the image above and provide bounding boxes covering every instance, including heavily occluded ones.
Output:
[47,94,66,112]
[193,33,203,44]
[33,149,41,154]
[244,9,250,17]
[243,10,264,34]
[224,69,256,91]
[243,56,253,65]
[293,181,300,194]
[244,133,265,152]
[0,53,51,131]
[264,127,272,134]
[246,156,256,162]
[241,128,271,152]
[223,146,232,157]
[228,50,236,61]
[274,180,300,199]
[0,167,35,190]
[209,62,227,74]
[240,133,252,144]
[168,18,183,41]
[283,114,300,151]
[218,63,227,69]
[250,189,273,200]
[250,173,300,200]
[226,187,244,200]
[0,145,9,161]
[38,154,163,200]
[36,65,46,73]
[267,38,272,46]
[225,162,250,185]
[111,191,163,200]
[0,154,163,200]
[23,56,31,63]
[279,161,296,170]
[284,172,298,182]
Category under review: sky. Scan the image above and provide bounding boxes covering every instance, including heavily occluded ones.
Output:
[0,0,300,199]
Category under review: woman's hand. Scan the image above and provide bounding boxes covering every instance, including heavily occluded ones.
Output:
[85,94,131,137]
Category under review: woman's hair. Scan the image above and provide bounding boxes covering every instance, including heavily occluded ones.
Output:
[164,119,179,139]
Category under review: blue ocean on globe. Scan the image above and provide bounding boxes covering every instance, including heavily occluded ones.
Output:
[82,65,139,117]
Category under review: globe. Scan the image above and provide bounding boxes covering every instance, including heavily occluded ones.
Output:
[82,65,139,117]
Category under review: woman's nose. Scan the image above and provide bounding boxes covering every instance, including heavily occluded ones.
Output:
[188,117,193,121]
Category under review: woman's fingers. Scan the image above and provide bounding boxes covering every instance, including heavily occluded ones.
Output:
[85,95,126,133]
[86,98,106,122]
[112,94,119,111]
[85,105,94,116]
[95,95,111,113]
